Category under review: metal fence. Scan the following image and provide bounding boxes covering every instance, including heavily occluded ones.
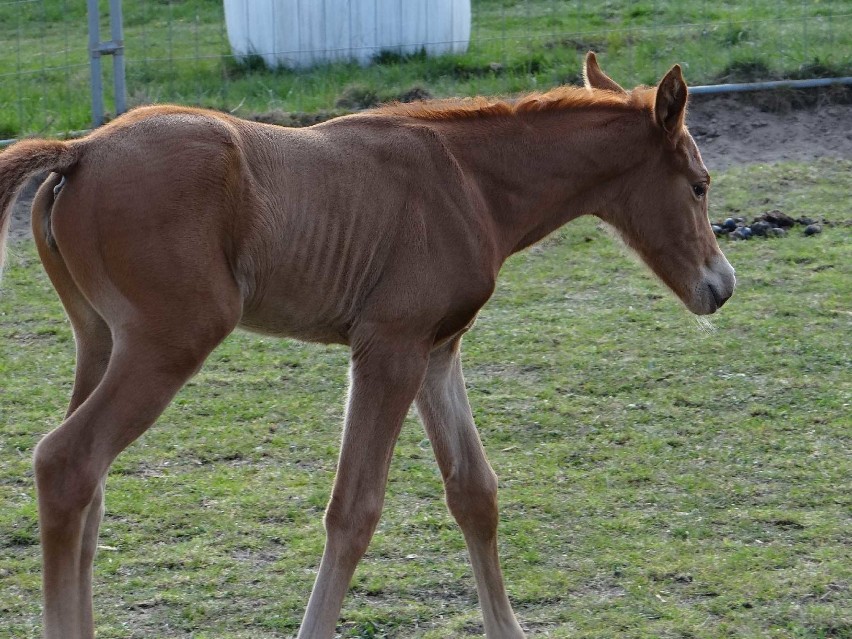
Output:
[1,0,850,145]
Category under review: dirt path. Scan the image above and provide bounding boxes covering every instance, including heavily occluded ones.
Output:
[686,95,852,170]
[7,96,852,241]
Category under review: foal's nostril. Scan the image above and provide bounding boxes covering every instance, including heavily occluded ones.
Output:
[708,283,731,309]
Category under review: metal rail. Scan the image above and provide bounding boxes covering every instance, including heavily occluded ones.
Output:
[691,77,852,94]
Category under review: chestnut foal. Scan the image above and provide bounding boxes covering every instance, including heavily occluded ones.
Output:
[0,54,734,638]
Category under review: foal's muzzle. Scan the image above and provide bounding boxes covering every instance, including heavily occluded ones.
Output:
[689,255,736,315]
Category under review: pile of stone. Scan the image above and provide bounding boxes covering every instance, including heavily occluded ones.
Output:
[712,210,823,240]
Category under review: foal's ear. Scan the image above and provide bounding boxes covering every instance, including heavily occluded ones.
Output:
[583,51,627,94]
[654,64,688,136]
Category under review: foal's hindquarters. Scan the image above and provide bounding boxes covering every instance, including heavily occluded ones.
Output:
[29,127,245,637]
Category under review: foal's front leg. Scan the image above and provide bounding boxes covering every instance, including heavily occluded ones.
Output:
[297,330,430,639]
[415,338,525,638]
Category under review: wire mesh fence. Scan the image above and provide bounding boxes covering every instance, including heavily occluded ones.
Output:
[1,0,850,143]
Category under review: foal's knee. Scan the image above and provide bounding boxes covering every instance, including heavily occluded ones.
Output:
[324,493,383,559]
[444,465,500,538]
[33,431,101,524]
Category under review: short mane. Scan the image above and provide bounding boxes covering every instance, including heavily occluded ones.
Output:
[373,85,653,121]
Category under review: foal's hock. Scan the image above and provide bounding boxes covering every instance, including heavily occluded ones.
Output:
[0,53,734,638]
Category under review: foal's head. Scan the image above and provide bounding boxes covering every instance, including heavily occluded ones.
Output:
[585,53,736,315]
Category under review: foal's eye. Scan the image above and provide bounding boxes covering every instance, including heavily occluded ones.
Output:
[692,183,707,198]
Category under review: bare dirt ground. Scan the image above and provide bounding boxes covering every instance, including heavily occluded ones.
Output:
[7,94,852,242]
[686,94,852,170]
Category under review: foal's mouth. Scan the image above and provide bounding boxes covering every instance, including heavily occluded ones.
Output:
[707,281,732,310]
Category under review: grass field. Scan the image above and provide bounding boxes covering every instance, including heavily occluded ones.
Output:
[1,157,850,637]
[1,0,851,139]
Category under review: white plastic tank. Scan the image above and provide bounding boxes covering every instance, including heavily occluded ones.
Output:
[224,0,471,68]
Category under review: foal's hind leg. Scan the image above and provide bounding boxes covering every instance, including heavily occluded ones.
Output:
[35,319,238,639]
[33,175,114,636]
[415,338,525,638]
[33,239,241,638]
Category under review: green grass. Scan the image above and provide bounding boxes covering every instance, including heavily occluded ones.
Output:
[1,0,850,139]
[1,159,850,637]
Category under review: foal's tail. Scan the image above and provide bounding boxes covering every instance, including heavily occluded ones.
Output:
[0,138,79,278]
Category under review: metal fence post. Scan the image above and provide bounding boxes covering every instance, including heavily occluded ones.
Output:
[110,0,127,117]
[87,0,104,127]
[87,0,126,128]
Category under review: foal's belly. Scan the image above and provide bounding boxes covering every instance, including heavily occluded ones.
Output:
[237,286,353,345]
[237,314,350,345]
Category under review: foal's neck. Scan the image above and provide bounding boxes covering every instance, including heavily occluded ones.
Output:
[437,107,649,261]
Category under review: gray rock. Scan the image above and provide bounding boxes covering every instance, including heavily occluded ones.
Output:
[750,220,771,236]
